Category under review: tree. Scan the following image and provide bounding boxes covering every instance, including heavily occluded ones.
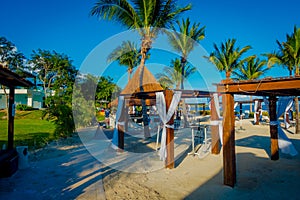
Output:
[96,76,121,102]
[265,26,300,134]
[156,58,196,89]
[166,18,205,89]
[91,0,191,137]
[40,53,77,138]
[264,41,294,76]
[205,39,251,79]
[232,56,267,80]
[166,18,205,127]
[29,49,75,106]
[107,41,141,82]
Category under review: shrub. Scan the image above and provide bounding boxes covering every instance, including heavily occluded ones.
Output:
[16,104,34,111]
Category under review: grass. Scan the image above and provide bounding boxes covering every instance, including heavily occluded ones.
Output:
[0,110,55,150]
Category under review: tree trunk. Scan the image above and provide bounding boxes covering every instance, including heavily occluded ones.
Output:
[138,37,152,138]
[180,57,189,128]
[295,97,300,134]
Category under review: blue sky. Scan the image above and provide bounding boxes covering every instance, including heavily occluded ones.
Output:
[1,0,300,89]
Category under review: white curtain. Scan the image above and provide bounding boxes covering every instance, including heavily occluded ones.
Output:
[156,91,182,161]
[210,93,223,144]
[277,97,298,156]
[254,100,259,124]
[265,97,298,156]
[284,99,293,129]
[112,96,125,148]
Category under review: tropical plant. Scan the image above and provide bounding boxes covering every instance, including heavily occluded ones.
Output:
[205,38,251,79]
[166,18,205,89]
[156,58,196,89]
[265,26,300,134]
[91,0,191,137]
[264,42,294,76]
[107,41,141,82]
[232,56,267,80]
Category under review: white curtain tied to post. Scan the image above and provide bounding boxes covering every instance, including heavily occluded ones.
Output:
[284,99,293,129]
[112,96,125,149]
[264,97,298,156]
[210,93,223,144]
[156,91,182,161]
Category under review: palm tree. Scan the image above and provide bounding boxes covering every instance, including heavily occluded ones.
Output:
[284,26,300,134]
[166,18,205,89]
[156,58,196,89]
[232,56,268,113]
[265,26,300,134]
[107,41,141,82]
[91,0,191,137]
[205,38,251,79]
[283,26,300,76]
[264,41,294,76]
[232,56,267,80]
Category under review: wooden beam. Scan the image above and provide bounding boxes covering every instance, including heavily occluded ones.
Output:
[222,93,236,187]
[210,95,220,154]
[8,86,15,150]
[165,90,175,169]
[269,96,279,160]
[217,78,300,95]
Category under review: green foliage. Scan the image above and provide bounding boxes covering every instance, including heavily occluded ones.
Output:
[156,58,196,89]
[16,104,34,111]
[107,41,141,81]
[205,38,251,78]
[232,56,268,80]
[0,36,26,71]
[262,111,269,116]
[42,100,75,138]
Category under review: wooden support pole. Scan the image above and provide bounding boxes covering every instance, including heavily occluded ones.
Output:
[8,86,15,150]
[124,106,129,132]
[210,95,220,154]
[165,90,175,169]
[269,96,279,160]
[117,102,126,151]
[222,93,236,187]
[239,103,243,118]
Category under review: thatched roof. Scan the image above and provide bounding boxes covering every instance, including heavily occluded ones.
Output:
[120,65,163,95]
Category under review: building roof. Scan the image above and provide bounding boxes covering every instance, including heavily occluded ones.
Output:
[0,65,33,87]
[120,65,163,95]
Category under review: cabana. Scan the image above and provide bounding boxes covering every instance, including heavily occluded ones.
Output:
[216,76,300,187]
[112,65,218,169]
[0,65,33,177]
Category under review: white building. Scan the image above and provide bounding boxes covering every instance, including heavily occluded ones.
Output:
[0,89,44,109]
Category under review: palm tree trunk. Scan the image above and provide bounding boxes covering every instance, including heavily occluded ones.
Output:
[295,97,300,134]
[180,57,189,128]
[139,37,151,138]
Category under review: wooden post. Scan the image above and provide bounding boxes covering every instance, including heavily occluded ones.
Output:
[117,102,126,151]
[222,93,236,187]
[269,96,279,160]
[239,103,243,118]
[8,86,15,150]
[202,104,205,115]
[165,90,175,169]
[124,105,129,132]
[210,95,220,154]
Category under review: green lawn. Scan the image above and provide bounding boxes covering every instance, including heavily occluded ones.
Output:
[0,110,55,150]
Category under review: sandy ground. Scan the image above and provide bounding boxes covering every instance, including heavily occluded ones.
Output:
[1,118,300,199]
